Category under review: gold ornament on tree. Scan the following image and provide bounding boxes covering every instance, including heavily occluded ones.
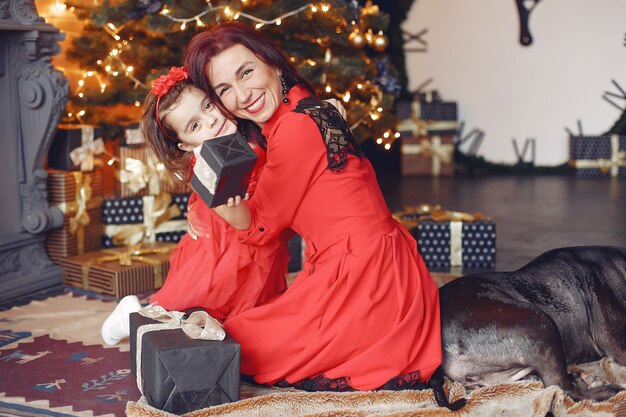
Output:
[348,28,366,48]
[372,31,389,52]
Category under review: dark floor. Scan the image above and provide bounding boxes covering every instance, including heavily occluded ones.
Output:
[378,173,626,271]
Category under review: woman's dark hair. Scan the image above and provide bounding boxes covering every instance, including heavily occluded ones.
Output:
[184,21,317,139]
[141,81,194,183]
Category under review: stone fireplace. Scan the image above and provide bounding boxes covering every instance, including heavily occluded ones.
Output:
[0,0,68,305]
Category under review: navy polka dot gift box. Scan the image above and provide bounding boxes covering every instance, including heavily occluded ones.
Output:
[394,206,496,271]
[569,135,626,178]
[101,194,190,247]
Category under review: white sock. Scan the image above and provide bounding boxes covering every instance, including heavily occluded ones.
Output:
[101,295,141,345]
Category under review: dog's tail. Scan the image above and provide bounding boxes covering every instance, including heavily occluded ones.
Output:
[429,367,467,411]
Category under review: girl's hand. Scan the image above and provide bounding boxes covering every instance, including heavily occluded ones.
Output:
[225,193,249,208]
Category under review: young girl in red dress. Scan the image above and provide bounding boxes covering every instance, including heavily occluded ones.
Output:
[101,67,290,345]
[185,22,442,392]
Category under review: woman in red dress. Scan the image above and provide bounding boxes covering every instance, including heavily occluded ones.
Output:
[185,23,442,391]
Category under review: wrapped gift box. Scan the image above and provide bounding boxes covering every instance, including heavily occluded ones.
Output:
[48,124,104,171]
[47,169,103,202]
[60,243,173,298]
[400,134,454,177]
[396,97,458,137]
[191,132,258,208]
[102,194,189,224]
[394,206,496,270]
[101,194,189,248]
[47,206,103,264]
[569,134,626,178]
[46,170,104,263]
[129,312,240,414]
[116,143,190,197]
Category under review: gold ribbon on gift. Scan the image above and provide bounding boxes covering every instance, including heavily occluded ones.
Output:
[397,100,458,137]
[397,101,428,136]
[569,134,626,177]
[401,135,454,176]
[53,172,94,255]
[69,136,104,172]
[135,304,225,393]
[79,243,176,290]
[110,193,183,247]
[393,205,489,267]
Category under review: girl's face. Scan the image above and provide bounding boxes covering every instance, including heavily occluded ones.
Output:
[207,44,283,128]
[164,86,237,151]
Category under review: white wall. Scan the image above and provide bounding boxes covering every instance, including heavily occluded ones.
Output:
[403,0,626,165]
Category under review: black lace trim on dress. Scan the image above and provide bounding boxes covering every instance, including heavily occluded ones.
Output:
[293,97,364,172]
[273,370,426,392]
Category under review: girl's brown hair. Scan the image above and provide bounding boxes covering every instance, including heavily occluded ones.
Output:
[141,81,194,183]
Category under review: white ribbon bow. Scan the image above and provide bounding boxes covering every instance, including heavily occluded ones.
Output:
[69,138,104,171]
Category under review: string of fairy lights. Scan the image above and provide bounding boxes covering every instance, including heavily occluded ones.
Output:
[45,0,399,149]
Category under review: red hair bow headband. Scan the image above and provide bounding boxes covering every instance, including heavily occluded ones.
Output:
[152,66,189,142]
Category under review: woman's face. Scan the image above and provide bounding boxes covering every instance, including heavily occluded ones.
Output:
[164,86,237,151]
[206,44,283,128]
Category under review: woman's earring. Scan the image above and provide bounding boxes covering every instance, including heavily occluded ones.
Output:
[281,76,289,104]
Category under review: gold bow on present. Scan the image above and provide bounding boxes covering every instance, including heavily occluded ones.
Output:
[69,138,104,171]
[134,304,225,394]
[397,100,428,136]
[401,136,454,176]
[109,193,182,248]
[79,243,175,292]
[67,172,92,254]
[570,135,626,177]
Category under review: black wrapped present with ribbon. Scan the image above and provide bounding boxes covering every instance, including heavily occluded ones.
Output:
[102,193,189,248]
[393,204,496,270]
[129,306,240,414]
[121,122,146,147]
[568,134,626,178]
[191,133,257,208]
[48,124,104,171]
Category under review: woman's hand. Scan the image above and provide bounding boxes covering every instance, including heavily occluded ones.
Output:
[324,98,347,120]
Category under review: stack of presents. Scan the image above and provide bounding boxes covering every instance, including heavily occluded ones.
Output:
[45,123,242,412]
[395,90,457,177]
[394,92,497,272]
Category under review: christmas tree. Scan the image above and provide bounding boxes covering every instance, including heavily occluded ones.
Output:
[62,0,403,146]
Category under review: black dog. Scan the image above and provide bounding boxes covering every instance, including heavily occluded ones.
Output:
[438,246,626,402]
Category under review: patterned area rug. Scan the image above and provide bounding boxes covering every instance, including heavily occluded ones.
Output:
[1,285,625,417]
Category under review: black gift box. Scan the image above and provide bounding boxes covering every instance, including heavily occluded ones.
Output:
[191,132,258,208]
[48,124,103,171]
[129,312,241,414]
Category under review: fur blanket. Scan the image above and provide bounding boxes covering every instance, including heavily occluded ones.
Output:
[126,359,626,417]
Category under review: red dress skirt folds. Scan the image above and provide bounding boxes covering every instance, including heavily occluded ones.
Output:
[224,86,442,390]
[149,146,290,321]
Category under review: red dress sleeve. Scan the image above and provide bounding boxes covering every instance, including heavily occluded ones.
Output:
[237,113,326,246]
